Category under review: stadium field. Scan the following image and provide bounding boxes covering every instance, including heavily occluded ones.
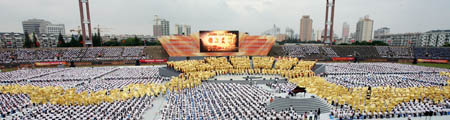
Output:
[405,63,450,69]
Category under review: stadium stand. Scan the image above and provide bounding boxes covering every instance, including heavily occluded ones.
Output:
[331,46,380,58]
[414,47,450,60]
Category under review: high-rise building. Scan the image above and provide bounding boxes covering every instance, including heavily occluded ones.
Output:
[175,24,191,36]
[342,22,350,40]
[22,19,65,35]
[153,15,170,37]
[355,16,374,42]
[22,19,51,35]
[300,15,313,41]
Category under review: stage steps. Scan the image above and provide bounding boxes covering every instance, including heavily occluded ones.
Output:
[266,97,332,114]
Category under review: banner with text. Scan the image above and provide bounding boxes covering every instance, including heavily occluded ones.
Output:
[417,59,448,63]
[34,61,67,66]
[331,57,355,61]
[139,59,168,63]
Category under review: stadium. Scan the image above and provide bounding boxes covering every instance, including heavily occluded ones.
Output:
[1,30,449,120]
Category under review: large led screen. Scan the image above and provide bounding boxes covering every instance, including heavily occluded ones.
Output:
[199,31,239,52]
[159,33,276,56]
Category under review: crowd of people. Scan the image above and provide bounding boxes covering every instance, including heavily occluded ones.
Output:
[0,47,146,64]
[282,45,321,58]
[161,82,311,119]
[317,63,450,119]
[0,55,449,119]
[0,66,169,119]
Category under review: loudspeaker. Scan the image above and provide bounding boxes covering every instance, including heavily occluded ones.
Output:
[136,60,140,66]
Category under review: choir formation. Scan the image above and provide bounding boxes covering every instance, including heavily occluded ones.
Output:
[0,56,450,119]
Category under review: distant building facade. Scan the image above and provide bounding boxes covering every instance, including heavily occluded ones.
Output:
[0,32,24,48]
[355,16,374,42]
[46,24,65,35]
[38,34,58,48]
[300,15,313,41]
[419,30,450,47]
[342,22,350,42]
[374,27,390,37]
[153,16,170,37]
[22,19,65,35]
[175,24,191,36]
[375,33,421,46]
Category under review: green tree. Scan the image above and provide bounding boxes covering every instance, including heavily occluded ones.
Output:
[92,33,100,46]
[122,36,143,46]
[23,32,32,48]
[57,33,66,47]
[371,41,389,46]
[68,35,82,47]
[443,42,450,47]
[104,37,120,46]
[98,30,103,46]
[78,35,84,47]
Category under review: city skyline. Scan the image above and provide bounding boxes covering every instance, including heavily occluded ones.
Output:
[0,0,449,36]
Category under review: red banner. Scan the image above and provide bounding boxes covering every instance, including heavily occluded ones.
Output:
[34,61,67,66]
[417,59,448,63]
[331,57,355,61]
[139,59,167,63]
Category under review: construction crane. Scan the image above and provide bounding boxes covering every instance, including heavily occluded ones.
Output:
[93,25,112,35]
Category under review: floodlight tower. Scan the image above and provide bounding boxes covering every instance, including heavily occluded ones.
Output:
[78,0,93,47]
[324,0,335,46]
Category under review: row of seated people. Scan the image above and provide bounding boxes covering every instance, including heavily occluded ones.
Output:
[0,47,145,63]
[331,98,449,119]
[323,63,450,74]
[0,66,164,83]
[376,46,413,58]
[331,46,380,58]
[414,47,450,60]
[0,68,64,83]
[281,45,322,58]
[325,74,447,88]
[14,95,156,120]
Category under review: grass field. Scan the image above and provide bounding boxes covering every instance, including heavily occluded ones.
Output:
[404,63,450,69]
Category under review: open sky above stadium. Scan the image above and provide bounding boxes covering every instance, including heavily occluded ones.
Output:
[1,0,449,35]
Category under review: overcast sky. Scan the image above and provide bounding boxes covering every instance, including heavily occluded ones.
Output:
[1,0,449,36]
